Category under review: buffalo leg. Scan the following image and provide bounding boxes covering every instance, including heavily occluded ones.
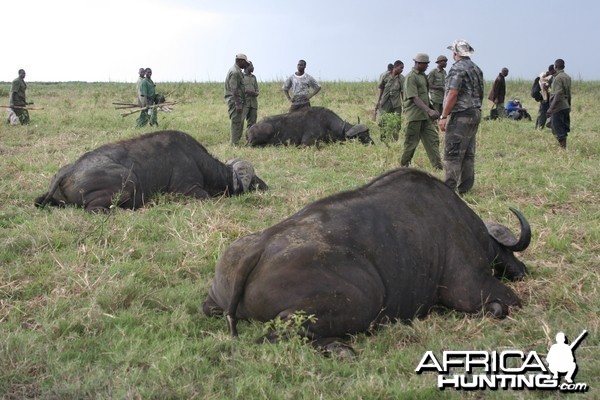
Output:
[177,184,210,199]
[83,191,119,212]
[439,274,521,319]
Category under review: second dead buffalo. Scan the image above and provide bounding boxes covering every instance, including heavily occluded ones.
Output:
[246,106,372,146]
[34,130,268,212]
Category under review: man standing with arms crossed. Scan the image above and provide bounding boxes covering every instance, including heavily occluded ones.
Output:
[438,40,484,195]
[225,53,250,146]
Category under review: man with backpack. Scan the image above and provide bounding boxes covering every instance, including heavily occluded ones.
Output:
[534,64,555,129]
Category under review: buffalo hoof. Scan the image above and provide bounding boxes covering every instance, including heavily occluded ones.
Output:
[256,331,280,344]
[311,337,356,358]
[201,298,223,317]
[485,301,509,319]
[320,342,357,359]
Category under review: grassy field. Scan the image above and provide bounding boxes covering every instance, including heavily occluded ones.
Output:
[0,79,598,399]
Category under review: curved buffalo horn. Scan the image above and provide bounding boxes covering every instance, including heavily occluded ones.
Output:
[485,207,531,252]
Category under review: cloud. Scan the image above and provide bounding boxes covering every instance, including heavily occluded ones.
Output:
[2,0,226,82]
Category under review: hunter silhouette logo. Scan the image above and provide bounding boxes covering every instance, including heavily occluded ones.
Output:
[415,329,589,392]
[546,330,587,384]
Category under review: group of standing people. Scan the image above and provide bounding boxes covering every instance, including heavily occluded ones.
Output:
[5,46,569,200]
[136,67,159,128]
[224,54,262,146]
[374,40,483,194]
[226,40,487,195]
[224,54,322,146]
[486,60,572,149]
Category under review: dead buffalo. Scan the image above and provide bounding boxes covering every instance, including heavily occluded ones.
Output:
[34,130,268,212]
[246,106,373,146]
[203,168,531,353]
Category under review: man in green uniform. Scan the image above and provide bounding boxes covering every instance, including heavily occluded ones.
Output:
[242,61,259,132]
[401,53,442,169]
[375,60,404,140]
[137,68,158,127]
[8,69,29,125]
[225,53,249,146]
[136,67,145,106]
[547,59,571,149]
[427,55,447,115]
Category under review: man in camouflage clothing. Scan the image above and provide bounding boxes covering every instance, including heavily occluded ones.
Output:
[375,60,405,141]
[225,53,249,146]
[438,40,484,195]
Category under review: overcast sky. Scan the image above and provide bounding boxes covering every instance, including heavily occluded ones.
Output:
[3,0,598,83]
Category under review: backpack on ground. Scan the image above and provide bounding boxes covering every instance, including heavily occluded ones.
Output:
[531,76,543,102]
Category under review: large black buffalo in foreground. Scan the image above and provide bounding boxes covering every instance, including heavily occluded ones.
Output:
[246,106,373,146]
[203,168,531,354]
[35,130,268,212]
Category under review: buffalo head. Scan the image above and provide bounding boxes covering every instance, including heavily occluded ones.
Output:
[485,207,531,281]
[226,158,268,193]
[345,123,373,144]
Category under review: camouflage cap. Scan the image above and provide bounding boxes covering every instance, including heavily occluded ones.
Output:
[436,55,448,63]
[235,53,248,61]
[447,40,475,57]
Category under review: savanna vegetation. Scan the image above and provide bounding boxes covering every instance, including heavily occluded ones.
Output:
[0,78,598,399]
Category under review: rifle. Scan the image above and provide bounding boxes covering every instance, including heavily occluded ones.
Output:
[569,330,588,350]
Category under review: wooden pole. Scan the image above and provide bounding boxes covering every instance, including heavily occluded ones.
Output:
[0,105,45,110]
[120,101,177,117]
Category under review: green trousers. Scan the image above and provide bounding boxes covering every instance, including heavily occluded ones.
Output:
[228,102,244,146]
[400,119,442,169]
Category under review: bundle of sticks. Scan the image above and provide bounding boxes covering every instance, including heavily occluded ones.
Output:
[113,101,177,117]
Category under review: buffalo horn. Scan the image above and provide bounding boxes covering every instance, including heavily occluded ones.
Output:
[485,207,531,252]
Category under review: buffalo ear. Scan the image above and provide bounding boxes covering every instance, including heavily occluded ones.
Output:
[485,222,518,246]
[485,208,531,252]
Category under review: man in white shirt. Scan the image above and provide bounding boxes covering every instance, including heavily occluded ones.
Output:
[282,59,321,111]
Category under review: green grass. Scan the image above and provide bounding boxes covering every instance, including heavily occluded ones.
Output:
[0,80,598,399]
